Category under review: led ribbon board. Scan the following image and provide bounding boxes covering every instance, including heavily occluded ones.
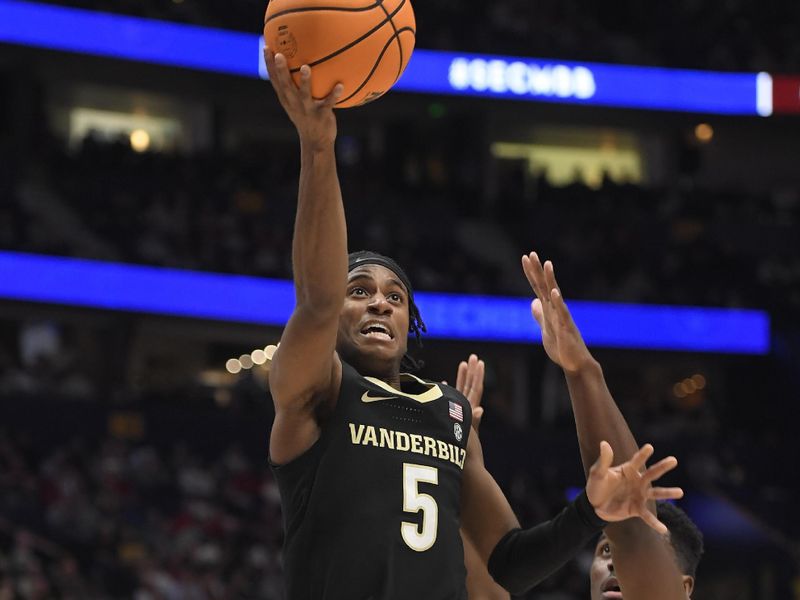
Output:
[0,0,773,115]
[0,252,770,354]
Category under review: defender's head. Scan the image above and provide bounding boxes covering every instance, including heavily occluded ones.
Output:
[590,503,704,600]
[337,251,425,378]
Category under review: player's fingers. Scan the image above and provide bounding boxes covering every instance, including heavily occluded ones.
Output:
[298,64,312,102]
[272,53,299,103]
[475,360,485,392]
[649,486,684,501]
[472,406,484,431]
[320,83,344,109]
[470,359,485,403]
[264,50,288,102]
[629,443,655,471]
[639,508,668,535]
[263,47,274,78]
[456,361,467,394]
[642,456,678,483]
[467,354,481,381]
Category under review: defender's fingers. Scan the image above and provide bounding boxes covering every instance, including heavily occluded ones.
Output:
[543,260,559,296]
[530,299,546,331]
[592,441,614,477]
[521,253,547,300]
[526,254,559,327]
[649,487,684,501]
[548,269,575,325]
[629,443,655,471]
[642,456,679,483]
[640,509,669,535]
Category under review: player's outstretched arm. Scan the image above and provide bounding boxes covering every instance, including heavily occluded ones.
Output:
[461,434,681,595]
[265,49,346,464]
[522,251,691,599]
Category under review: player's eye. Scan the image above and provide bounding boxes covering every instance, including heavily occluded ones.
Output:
[388,292,403,303]
[350,287,368,297]
[602,543,611,556]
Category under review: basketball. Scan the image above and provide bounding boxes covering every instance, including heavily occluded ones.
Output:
[263,0,416,108]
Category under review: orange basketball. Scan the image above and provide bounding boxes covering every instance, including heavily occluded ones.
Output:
[264,0,415,108]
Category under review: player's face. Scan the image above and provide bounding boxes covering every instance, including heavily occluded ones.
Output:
[590,533,694,600]
[591,535,621,600]
[337,265,410,372]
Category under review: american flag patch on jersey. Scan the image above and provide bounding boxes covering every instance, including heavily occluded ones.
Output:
[448,400,464,422]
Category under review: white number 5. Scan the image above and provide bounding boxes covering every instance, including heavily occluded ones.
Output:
[401,463,439,552]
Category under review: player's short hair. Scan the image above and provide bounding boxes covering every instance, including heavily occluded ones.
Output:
[657,503,704,578]
[347,251,426,370]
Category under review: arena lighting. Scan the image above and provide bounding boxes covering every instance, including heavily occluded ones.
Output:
[225,359,242,375]
[0,0,780,116]
[0,251,770,354]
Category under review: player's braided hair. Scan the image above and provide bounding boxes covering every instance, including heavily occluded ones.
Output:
[347,251,426,371]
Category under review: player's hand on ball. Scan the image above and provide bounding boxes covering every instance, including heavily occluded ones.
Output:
[264,48,343,150]
[455,354,485,431]
[522,252,595,374]
[585,442,683,535]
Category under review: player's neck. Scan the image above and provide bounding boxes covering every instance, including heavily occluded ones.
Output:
[346,352,402,388]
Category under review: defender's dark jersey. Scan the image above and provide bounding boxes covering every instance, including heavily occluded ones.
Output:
[271,361,472,600]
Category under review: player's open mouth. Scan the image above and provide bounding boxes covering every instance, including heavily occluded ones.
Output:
[601,577,622,599]
[360,321,394,341]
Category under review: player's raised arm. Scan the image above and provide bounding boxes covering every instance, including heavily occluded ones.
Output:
[265,49,346,465]
[522,251,694,599]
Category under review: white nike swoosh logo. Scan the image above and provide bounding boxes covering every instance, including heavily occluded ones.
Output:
[361,391,398,403]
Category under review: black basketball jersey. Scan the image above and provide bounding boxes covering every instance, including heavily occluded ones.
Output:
[271,360,473,600]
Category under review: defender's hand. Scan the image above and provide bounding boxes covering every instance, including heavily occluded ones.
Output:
[264,48,343,150]
[521,252,593,374]
[586,442,684,535]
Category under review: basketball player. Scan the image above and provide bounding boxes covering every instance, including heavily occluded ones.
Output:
[263,48,683,599]
[458,254,703,599]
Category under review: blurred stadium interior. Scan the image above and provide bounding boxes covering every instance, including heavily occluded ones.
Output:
[1,0,800,598]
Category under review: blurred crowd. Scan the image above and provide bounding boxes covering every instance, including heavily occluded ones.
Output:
[37,0,800,72]
[0,433,287,599]
[4,133,798,321]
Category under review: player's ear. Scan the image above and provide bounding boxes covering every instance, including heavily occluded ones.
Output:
[682,575,694,597]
